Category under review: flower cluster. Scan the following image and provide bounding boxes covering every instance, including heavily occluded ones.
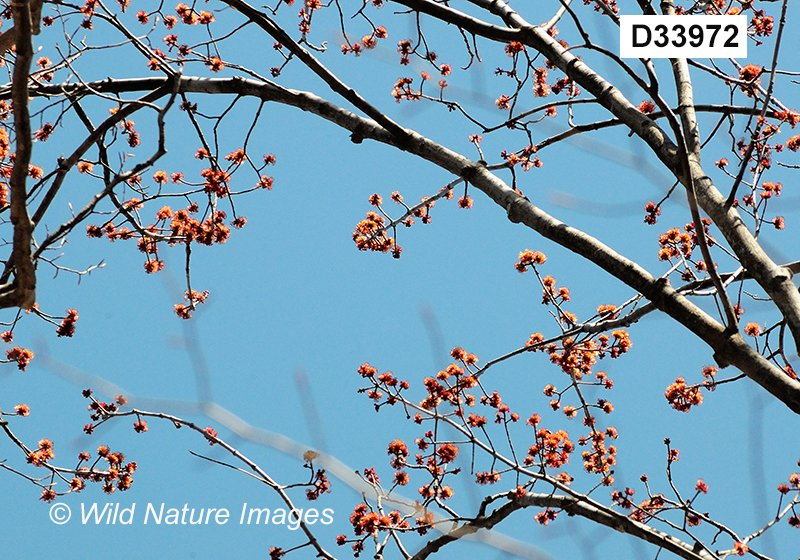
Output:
[610,486,636,509]
[539,334,628,382]
[352,211,394,253]
[664,377,703,412]
[306,469,331,500]
[348,504,407,536]
[341,26,388,55]
[391,77,422,102]
[120,119,140,148]
[56,309,79,337]
[170,208,231,245]
[630,493,666,523]
[541,275,571,307]
[6,347,34,370]
[412,433,460,503]
[738,64,762,96]
[354,189,457,258]
[657,225,695,261]
[27,438,56,467]
[387,439,410,486]
[82,146,268,317]
[578,421,618,485]
[551,76,579,97]
[84,392,128,425]
[515,249,547,271]
[637,100,656,114]
[535,508,559,525]
[750,11,774,39]
[643,201,661,224]
[505,41,525,56]
[533,68,549,97]
[175,290,210,319]
[500,145,541,170]
[32,393,136,502]
[656,219,716,279]
[525,417,574,469]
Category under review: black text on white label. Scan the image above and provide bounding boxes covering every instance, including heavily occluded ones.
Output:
[620,15,746,58]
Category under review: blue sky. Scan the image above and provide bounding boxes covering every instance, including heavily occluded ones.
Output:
[1,1,800,559]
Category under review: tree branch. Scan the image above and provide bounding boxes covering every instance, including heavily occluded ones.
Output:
[15,74,800,413]
[412,490,711,560]
[391,0,800,356]
[2,0,37,310]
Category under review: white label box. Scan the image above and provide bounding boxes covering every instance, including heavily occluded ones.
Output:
[620,15,746,59]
